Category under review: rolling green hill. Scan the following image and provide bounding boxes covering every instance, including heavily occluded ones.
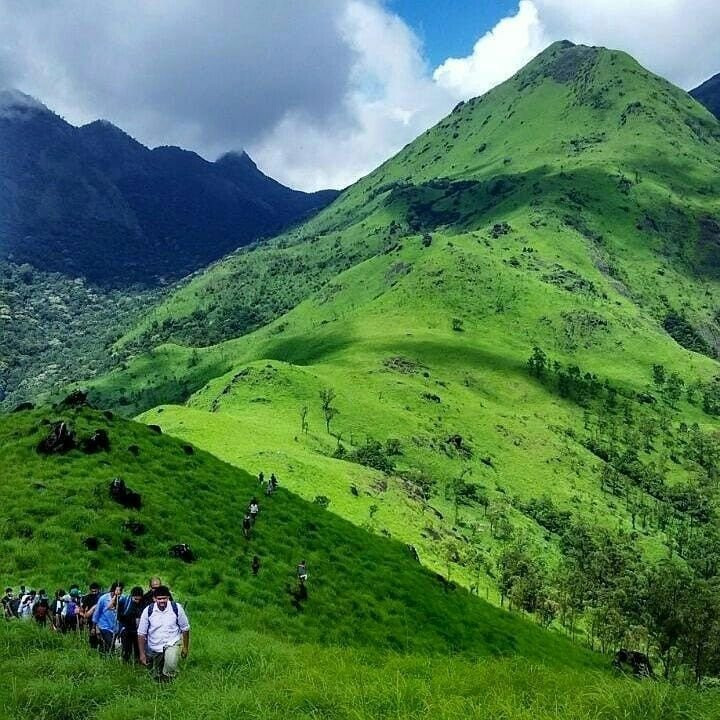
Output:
[3,404,693,720]
[64,41,720,682]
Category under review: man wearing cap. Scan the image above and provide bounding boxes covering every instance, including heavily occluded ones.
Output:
[137,585,190,682]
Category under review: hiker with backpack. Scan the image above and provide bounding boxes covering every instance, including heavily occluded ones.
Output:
[32,590,49,626]
[138,585,190,682]
[91,581,124,653]
[118,586,145,663]
[266,473,278,495]
[63,589,83,632]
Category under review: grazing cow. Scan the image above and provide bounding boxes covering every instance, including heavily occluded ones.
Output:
[613,649,655,678]
[169,543,195,563]
[109,478,142,510]
[81,429,110,454]
[37,421,77,454]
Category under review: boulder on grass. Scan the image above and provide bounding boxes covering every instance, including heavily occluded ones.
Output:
[37,421,77,455]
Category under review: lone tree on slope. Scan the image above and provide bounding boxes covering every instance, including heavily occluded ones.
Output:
[319,388,339,435]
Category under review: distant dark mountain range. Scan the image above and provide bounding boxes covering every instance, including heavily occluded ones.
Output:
[0,90,339,286]
[690,73,720,120]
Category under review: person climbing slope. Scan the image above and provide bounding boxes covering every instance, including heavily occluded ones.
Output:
[138,585,190,682]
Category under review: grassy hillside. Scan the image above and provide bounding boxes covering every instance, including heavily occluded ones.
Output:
[1,405,715,719]
[72,42,720,677]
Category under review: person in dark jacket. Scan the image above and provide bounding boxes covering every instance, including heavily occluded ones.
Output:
[118,586,145,662]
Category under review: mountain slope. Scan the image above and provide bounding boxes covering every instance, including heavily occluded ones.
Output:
[691,72,720,120]
[77,42,720,673]
[0,90,338,286]
[2,405,712,718]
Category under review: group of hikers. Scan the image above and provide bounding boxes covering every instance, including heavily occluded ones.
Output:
[2,577,190,682]
[242,472,278,540]
[1,470,312,682]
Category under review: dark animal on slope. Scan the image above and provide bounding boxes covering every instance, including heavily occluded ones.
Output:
[612,649,655,678]
[81,429,110,454]
[109,477,142,510]
[169,543,195,563]
[37,421,77,454]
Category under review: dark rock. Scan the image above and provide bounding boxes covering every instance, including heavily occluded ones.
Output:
[37,421,77,454]
[148,425,162,434]
[123,521,147,535]
[122,539,137,553]
[407,544,420,562]
[350,485,359,497]
[127,444,140,456]
[169,543,195,563]
[81,429,110,454]
[109,477,141,510]
[84,537,99,551]
[12,402,34,413]
[59,389,89,409]
[182,444,194,455]
[103,410,114,420]
[612,649,654,678]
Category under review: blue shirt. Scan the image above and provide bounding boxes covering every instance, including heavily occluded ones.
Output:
[92,592,124,632]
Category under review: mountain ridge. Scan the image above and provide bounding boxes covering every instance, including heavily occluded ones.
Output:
[690,72,720,120]
[0,89,339,286]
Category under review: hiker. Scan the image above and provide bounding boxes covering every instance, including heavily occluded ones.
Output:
[140,577,172,612]
[258,471,264,486]
[32,591,50,626]
[63,589,83,633]
[249,498,260,525]
[18,590,35,620]
[138,585,190,682]
[118,586,144,663]
[92,581,124,653]
[1,588,14,618]
[242,513,252,539]
[297,560,308,586]
[266,473,278,496]
[251,556,261,575]
[82,582,102,645]
[52,590,65,630]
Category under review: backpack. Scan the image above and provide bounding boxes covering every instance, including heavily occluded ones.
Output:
[33,601,48,619]
[147,601,179,620]
[65,600,79,619]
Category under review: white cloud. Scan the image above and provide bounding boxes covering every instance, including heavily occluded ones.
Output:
[433,1,548,98]
[251,0,454,190]
[0,1,719,192]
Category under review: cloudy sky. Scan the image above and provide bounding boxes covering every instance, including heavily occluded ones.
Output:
[1,0,719,191]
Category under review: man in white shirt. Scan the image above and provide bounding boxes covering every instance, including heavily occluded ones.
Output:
[137,585,190,682]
